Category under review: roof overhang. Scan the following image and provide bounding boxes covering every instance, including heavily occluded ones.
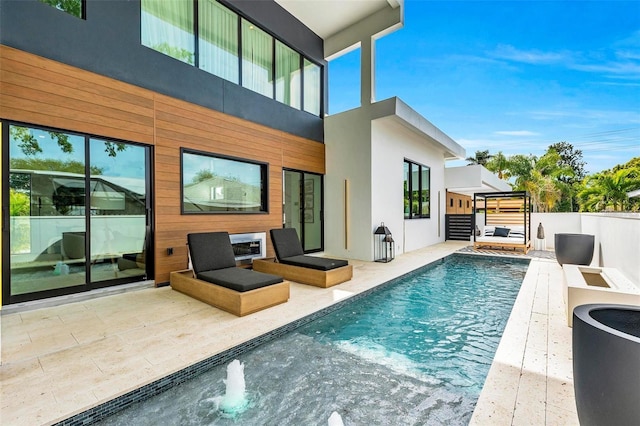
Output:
[275,0,404,59]
[370,97,466,160]
[445,165,512,196]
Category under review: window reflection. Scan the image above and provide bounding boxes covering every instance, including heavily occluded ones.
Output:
[182,150,268,213]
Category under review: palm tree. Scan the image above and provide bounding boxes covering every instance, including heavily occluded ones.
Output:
[465,150,492,166]
[579,169,640,212]
[509,151,573,212]
[485,151,510,180]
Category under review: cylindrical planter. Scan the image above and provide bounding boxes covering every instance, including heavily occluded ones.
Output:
[573,304,640,426]
[554,233,594,265]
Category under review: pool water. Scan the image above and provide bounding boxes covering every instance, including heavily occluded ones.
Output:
[99,254,529,425]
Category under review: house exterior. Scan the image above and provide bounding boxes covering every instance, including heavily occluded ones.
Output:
[0,0,406,307]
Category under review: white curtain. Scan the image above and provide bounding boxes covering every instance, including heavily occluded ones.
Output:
[303,59,321,115]
[141,0,195,65]
[275,41,301,109]
[241,19,273,98]
[199,0,238,83]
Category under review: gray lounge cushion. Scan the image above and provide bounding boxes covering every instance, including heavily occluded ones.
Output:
[188,232,237,273]
[270,228,349,271]
[280,255,348,271]
[197,267,283,292]
[270,228,304,259]
[187,231,284,292]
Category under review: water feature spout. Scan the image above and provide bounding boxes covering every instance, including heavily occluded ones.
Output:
[328,411,344,426]
[216,359,248,416]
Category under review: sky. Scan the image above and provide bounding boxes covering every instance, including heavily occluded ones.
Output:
[328,0,640,174]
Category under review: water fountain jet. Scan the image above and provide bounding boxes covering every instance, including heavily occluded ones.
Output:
[214,359,248,417]
[328,411,344,426]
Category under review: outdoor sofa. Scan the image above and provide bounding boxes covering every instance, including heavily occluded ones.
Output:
[474,225,531,253]
[170,231,289,316]
[252,228,353,288]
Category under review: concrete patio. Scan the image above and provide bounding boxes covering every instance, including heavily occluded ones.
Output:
[1,241,578,425]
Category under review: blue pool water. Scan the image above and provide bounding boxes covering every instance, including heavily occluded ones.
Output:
[99,254,529,425]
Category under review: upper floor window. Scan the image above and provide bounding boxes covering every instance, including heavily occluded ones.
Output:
[241,19,273,98]
[39,0,84,18]
[141,0,195,65]
[199,0,238,83]
[275,41,301,109]
[404,160,430,219]
[303,59,321,116]
[140,0,322,116]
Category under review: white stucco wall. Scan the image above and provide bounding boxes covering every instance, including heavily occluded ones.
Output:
[527,212,639,284]
[372,118,446,256]
[530,212,582,249]
[324,108,373,260]
[580,213,640,284]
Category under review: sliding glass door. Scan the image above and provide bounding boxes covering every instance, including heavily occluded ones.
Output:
[283,170,322,252]
[3,123,151,304]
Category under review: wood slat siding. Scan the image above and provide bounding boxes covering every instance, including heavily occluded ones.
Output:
[1,46,325,285]
[0,46,155,143]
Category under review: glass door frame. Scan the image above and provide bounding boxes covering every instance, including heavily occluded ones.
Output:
[2,121,154,305]
[282,168,324,253]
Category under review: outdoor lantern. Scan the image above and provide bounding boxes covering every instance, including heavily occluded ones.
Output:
[374,222,395,263]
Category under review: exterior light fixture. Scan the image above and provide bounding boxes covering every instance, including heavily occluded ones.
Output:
[374,222,395,263]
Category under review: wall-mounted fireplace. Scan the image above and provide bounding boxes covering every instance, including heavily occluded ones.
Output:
[229,232,266,263]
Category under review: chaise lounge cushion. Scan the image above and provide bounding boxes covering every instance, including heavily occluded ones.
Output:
[271,228,349,271]
[280,255,348,271]
[197,267,283,292]
[187,231,283,292]
[270,228,305,259]
[188,232,238,272]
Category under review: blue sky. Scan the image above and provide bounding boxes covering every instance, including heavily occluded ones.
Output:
[328,0,640,174]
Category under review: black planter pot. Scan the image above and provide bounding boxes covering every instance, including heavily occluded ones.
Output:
[554,233,594,266]
[573,304,640,426]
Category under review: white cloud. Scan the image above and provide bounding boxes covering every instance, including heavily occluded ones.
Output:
[490,44,569,64]
[494,130,540,136]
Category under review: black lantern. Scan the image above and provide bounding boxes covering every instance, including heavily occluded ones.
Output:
[374,222,395,263]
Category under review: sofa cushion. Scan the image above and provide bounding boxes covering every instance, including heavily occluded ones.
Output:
[494,227,511,237]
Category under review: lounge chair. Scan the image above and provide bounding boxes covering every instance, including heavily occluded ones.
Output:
[170,232,289,316]
[252,228,353,288]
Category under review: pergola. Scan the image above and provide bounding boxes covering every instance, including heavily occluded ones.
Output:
[473,191,532,250]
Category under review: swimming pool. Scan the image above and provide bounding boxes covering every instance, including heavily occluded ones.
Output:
[97,254,529,425]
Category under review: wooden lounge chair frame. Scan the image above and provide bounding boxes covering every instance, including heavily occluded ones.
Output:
[252,228,352,288]
[170,232,289,316]
[170,269,289,316]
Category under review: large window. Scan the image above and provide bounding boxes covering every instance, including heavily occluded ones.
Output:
[404,160,430,219]
[140,0,322,115]
[141,0,195,65]
[182,149,268,213]
[5,123,151,304]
